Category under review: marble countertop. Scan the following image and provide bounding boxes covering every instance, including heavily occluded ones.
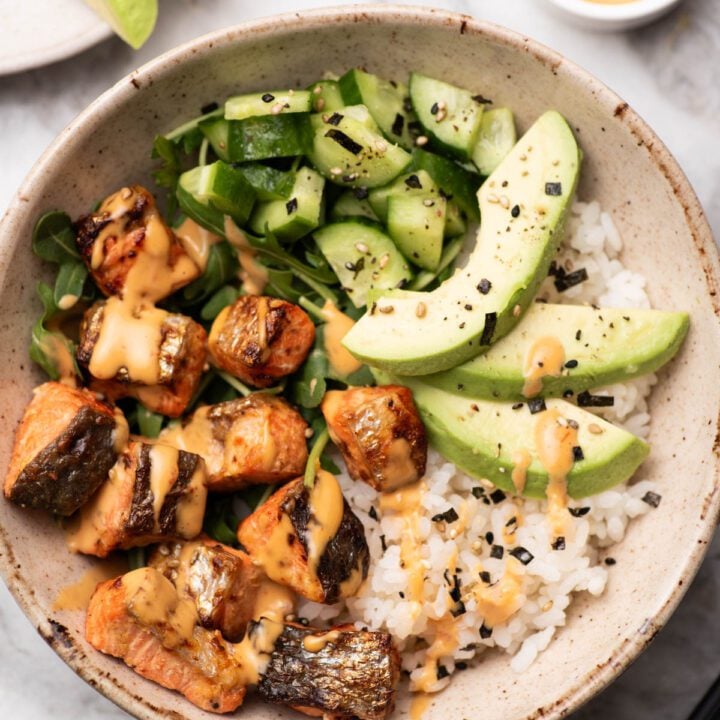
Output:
[0,0,718,718]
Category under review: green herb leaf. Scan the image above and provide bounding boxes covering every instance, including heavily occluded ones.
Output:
[28,281,79,381]
[292,331,329,408]
[304,426,329,488]
[203,495,241,546]
[151,135,182,217]
[53,260,88,307]
[137,405,165,438]
[127,547,147,571]
[200,284,240,321]
[32,211,79,264]
[181,242,239,305]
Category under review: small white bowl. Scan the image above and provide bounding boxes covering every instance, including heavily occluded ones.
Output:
[544,0,685,31]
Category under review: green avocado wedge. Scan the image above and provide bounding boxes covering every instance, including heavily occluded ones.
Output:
[342,110,581,375]
[376,372,649,499]
[421,303,689,401]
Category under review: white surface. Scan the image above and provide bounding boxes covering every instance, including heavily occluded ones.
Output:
[0,0,111,76]
[0,1,718,718]
[544,0,684,31]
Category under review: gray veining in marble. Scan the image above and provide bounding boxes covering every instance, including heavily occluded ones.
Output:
[1,1,718,718]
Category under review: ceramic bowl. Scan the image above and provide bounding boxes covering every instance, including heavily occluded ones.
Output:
[544,0,685,31]
[0,5,718,720]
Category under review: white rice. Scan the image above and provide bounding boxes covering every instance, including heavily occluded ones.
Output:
[300,200,660,687]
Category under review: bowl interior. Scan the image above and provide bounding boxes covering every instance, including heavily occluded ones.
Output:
[0,6,718,720]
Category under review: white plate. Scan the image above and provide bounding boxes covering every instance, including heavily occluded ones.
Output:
[0,0,112,76]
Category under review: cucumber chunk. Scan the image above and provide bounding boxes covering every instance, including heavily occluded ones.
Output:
[199,117,231,162]
[387,192,446,271]
[177,162,256,234]
[444,200,467,238]
[249,168,325,241]
[236,163,295,201]
[339,68,416,150]
[409,73,484,160]
[307,80,345,113]
[368,170,437,222]
[310,104,378,133]
[330,190,379,222]
[313,221,413,307]
[227,114,313,162]
[225,90,312,120]
[410,148,481,220]
[472,108,517,176]
[308,111,411,188]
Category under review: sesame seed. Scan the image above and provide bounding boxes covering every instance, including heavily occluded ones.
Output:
[314,98,325,111]
[378,305,394,314]
[355,242,369,254]
[435,109,447,122]
[416,302,427,318]
[415,135,429,146]
[379,253,390,269]
[423,199,435,207]
[313,85,322,94]
[487,193,500,204]
[512,304,522,317]
[499,195,510,209]
[588,423,603,435]
[330,167,343,176]
[375,139,387,153]
[271,103,285,115]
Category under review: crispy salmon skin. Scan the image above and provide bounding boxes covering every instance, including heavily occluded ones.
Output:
[208,296,315,388]
[160,394,308,491]
[4,382,127,515]
[322,385,427,492]
[86,568,246,713]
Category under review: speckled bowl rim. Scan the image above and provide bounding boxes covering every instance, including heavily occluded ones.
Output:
[0,5,718,720]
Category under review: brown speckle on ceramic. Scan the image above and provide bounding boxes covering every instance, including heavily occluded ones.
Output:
[0,6,718,720]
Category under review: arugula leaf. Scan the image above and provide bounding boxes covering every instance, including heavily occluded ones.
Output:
[28,282,79,381]
[151,135,182,217]
[292,330,329,409]
[165,107,224,144]
[180,241,239,305]
[127,547,147,570]
[200,284,240,321]
[265,268,302,303]
[203,494,241,546]
[32,211,79,264]
[137,405,165,438]
[53,260,88,307]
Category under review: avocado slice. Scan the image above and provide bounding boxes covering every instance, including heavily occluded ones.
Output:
[377,373,649,499]
[343,110,581,375]
[421,303,689,400]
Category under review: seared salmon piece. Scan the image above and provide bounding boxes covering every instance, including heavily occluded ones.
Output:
[208,296,315,388]
[160,395,308,491]
[149,540,262,642]
[77,301,207,417]
[67,440,207,557]
[86,568,247,713]
[322,386,427,492]
[259,623,400,720]
[74,185,200,300]
[237,473,369,604]
[3,382,128,516]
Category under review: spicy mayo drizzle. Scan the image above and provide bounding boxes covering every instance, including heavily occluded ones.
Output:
[522,336,565,398]
[320,300,363,377]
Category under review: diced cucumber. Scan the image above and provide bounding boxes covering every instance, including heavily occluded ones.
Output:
[472,108,517,176]
[227,114,313,162]
[307,80,345,113]
[176,162,256,234]
[313,221,413,307]
[410,148,481,220]
[310,104,379,133]
[409,73,484,160]
[368,170,437,222]
[339,69,416,150]
[225,90,312,120]
[444,200,467,238]
[199,117,231,162]
[387,192,446,271]
[330,190,379,222]
[236,163,295,201]
[308,112,411,188]
[408,235,465,291]
[249,168,325,241]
